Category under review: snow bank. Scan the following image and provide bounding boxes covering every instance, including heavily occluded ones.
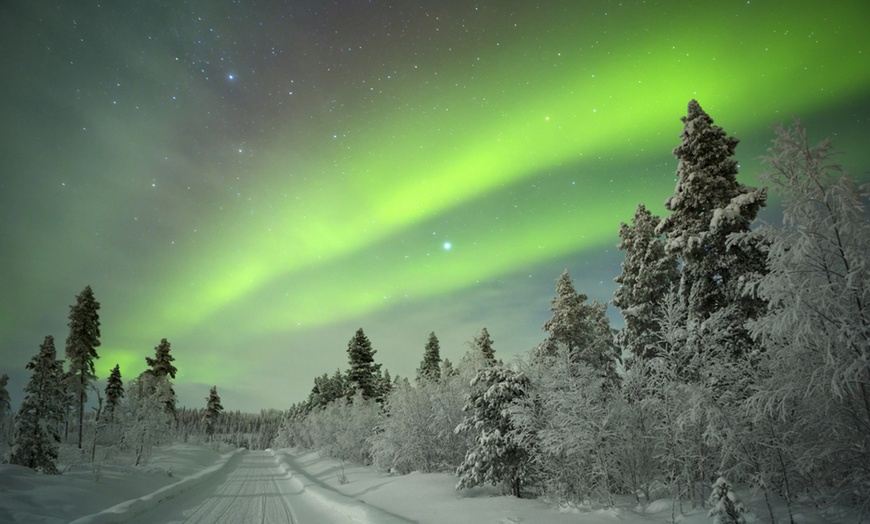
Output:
[69,446,243,524]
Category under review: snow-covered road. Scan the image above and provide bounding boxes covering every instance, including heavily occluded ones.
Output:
[125,450,412,523]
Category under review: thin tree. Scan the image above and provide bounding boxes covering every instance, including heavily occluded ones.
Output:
[145,338,178,418]
[471,327,496,365]
[204,386,224,442]
[104,364,124,423]
[65,285,101,448]
[416,332,442,382]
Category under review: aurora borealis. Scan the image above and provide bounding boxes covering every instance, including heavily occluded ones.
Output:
[2,1,868,411]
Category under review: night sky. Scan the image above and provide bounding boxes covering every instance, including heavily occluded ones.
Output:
[2,1,868,412]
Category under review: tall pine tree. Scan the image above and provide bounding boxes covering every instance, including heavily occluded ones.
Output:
[346,328,381,400]
[613,204,678,360]
[416,332,442,382]
[66,285,101,448]
[472,327,496,365]
[656,100,766,326]
[11,336,67,474]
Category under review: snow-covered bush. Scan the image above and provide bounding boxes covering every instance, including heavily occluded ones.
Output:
[707,477,748,524]
[371,371,469,474]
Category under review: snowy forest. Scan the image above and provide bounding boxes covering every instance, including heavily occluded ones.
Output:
[2,100,868,522]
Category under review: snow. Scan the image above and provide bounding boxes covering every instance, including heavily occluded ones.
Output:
[0,443,863,523]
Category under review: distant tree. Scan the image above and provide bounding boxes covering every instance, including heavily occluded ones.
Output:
[309,369,347,408]
[440,358,457,379]
[455,366,533,497]
[144,338,177,417]
[613,204,678,360]
[204,386,224,441]
[65,285,101,448]
[656,100,766,351]
[346,328,381,400]
[103,364,124,423]
[536,270,620,384]
[471,327,496,364]
[11,336,67,474]
[416,332,442,382]
[0,373,11,441]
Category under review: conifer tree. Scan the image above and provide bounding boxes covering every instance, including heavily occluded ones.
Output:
[104,364,124,423]
[656,100,766,328]
[613,204,678,359]
[346,328,381,400]
[11,336,67,474]
[65,285,101,448]
[145,338,178,417]
[416,332,442,382]
[536,270,619,384]
[472,327,496,364]
[708,477,748,524]
[0,374,12,444]
[456,366,533,497]
[204,386,224,441]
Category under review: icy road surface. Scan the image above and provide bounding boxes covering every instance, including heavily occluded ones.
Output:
[126,450,412,523]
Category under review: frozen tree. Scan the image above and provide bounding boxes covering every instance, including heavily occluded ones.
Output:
[103,364,124,423]
[416,332,442,382]
[614,204,678,360]
[124,372,176,466]
[734,121,870,503]
[65,285,101,448]
[203,386,223,442]
[346,328,381,400]
[536,270,620,384]
[511,345,620,505]
[471,327,497,364]
[372,372,470,474]
[0,373,11,444]
[455,366,533,497]
[707,477,748,524]
[144,338,177,417]
[11,336,67,474]
[656,100,766,356]
[309,369,347,408]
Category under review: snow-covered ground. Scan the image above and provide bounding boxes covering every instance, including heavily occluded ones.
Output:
[0,444,861,523]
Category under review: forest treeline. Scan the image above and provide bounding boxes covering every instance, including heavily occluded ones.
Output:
[274,101,870,521]
[1,100,867,522]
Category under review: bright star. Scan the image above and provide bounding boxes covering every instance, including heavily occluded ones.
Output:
[443,242,452,250]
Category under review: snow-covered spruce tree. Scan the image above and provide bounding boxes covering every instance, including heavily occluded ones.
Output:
[656,100,767,360]
[734,121,870,504]
[614,204,679,360]
[510,345,620,505]
[103,364,124,423]
[203,386,223,442]
[0,373,11,444]
[455,366,533,497]
[536,270,620,385]
[346,328,382,401]
[472,327,497,365]
[308,369,347,409]
[65,285,101,448]
[11,336,67,474]
[416,332,442,382]
[143,338,178,418]
[708,477,748,524]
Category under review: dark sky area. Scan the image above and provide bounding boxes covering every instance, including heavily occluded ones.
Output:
[1,0,868,412]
